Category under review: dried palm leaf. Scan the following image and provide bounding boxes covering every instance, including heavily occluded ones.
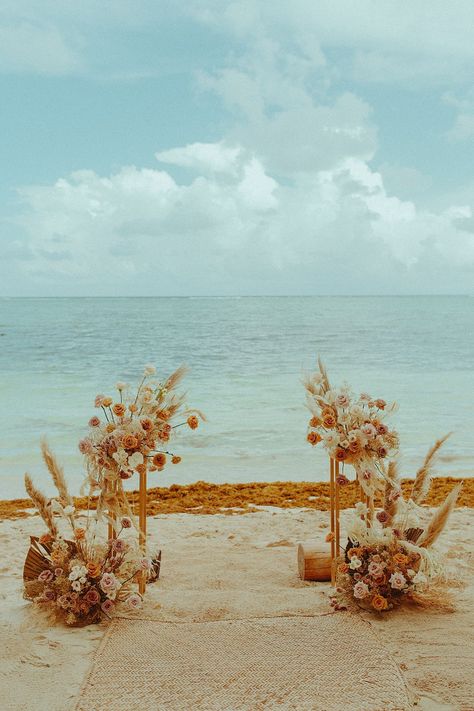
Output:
[24,473,58,537]
[411,433,451,505]
[40,438,73,507]
[418,482,462,548]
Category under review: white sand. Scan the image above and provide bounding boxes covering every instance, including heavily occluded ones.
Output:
[0,507,473,711]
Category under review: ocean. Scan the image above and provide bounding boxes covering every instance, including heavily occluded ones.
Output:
[0,296,473,499]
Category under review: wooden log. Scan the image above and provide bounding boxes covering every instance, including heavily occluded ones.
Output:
[297,542,332,582]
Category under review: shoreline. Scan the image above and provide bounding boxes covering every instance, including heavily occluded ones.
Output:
[1,476,471,520]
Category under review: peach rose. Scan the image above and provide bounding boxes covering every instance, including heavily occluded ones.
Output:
[106,423,116,433]
[371,594,389,611]
[140,418,153,431]
[102,397,113,407]
[89,416,101,427]
[325,532,335,543]
[348,441,361,454]
[375,399,386,410]
[307,431,322,445]
[121,434,138,450]
[309,416,321,428]
[135,463,147,475]
[87,561,101,578]
[321,407,336,419]
[113,403,126,417]
[393,553,408,566]
[152,453,167,468]
[129,403,138,413]
[171,456,181,464]
[334,447,347,461]
[322,414,337,429]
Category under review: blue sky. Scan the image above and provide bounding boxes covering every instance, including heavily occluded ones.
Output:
[2,1,474,295]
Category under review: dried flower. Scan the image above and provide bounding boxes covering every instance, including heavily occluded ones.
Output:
[187,415,199,430]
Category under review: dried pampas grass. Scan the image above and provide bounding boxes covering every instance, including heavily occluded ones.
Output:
[163,364,189,392]
[40,438,73,507]
[24,473,58,537]
[411,433,451,505]
[418,482,462,549]
[317,356,331,394]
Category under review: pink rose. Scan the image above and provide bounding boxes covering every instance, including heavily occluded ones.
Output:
[95,394,105,408]
[140,558,152,570]
[377,423,388,435]
[362,470,372,480]
[368,562,383,577]
[78,438,93,454]
[111,539,127,553]
[335,394,350,408]
[84,588,101,605]
[377,446,388,458]
[389,572,406,590]
[54,568,64,577]
[126,593,142,610]
[38,569,54,583]
[361,424,377,438]
[376,510,389,523]
[99,573,119,594]
[336,474,349,487]
[89,416,101,427]
[43,589,56,601]
[121,516,132,529]
[353,581,369,599]
[101,599,115,614]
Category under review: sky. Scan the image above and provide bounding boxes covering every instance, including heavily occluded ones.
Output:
[2,0,474,296]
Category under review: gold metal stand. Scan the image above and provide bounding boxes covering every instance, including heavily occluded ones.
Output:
[329,458,341,585]
[138,466,147,595]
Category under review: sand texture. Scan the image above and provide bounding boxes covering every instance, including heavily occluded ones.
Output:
[0,506,473,710]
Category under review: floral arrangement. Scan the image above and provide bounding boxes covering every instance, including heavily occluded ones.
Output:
[304,358,399,495]
[24,442,156,626]
[79,364,204,522]
[332,441,462,613]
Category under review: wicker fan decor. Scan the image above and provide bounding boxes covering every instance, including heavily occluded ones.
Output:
[23,536,77,584]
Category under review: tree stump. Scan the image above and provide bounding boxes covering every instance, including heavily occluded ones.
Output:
[297,542,332,582]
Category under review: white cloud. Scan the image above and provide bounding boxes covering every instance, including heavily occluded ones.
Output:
[5,146,474,295]
[157,142,243,175]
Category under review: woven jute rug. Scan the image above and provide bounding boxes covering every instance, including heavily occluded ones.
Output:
[76,614,411,711]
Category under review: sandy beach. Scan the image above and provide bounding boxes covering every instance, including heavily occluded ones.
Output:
[1,500,473,711]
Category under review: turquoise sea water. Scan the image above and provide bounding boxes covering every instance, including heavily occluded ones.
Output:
[0,296,473,499]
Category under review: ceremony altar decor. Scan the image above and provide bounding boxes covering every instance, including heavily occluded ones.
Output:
[304,359,399,583]
[79,363,203,593]
[303,359,462,611]
[23,441,152,626]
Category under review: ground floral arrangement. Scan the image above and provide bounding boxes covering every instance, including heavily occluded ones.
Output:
[23,442,154,625]
[305,359,462,613]
[23,363,202,626]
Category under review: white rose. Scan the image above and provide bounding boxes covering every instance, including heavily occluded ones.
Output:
[63,505,75,516]
[112,449,129,468]
[144,364,156,376]
[349,557,362,570]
